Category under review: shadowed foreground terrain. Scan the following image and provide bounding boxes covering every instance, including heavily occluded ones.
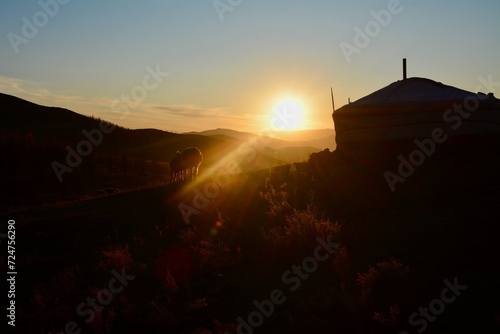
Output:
[3,136,500,333]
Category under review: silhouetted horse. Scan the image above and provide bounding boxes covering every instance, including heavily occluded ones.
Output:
[181,147,203,180]
[169,151,183,183]
[169,147,203,183]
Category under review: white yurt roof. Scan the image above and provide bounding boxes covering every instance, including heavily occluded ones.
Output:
[335,77,498,115]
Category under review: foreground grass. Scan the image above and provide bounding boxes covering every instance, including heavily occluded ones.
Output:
[3,161,500,333]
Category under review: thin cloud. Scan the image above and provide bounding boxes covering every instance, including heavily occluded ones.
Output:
[154,104,228,118]
[0,76,259,131]
[0,76,111,110]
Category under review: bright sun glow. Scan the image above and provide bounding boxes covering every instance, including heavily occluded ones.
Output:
[271,98,305,131]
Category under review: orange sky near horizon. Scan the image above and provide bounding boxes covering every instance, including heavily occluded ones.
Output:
[1,1,499,133]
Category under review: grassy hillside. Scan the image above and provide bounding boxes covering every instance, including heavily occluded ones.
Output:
[0,93,299,210]
[2,142,500,333]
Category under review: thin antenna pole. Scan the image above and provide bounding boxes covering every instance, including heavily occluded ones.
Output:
[330,87,335,113]
[403,58,407,80]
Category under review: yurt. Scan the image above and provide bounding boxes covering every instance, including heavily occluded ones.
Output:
[333,71,500,146]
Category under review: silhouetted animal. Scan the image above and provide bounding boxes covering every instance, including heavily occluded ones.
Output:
[169,151,183,183]
[181,147,203,181]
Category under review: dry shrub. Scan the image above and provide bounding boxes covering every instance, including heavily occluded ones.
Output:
[263,204,341,259]
[357,258,411,327]
[186,297,207,310]
[191,319,238,334]
[163,269,179,294]
[259,182,293,224]
[373,303,401,327]
[179,228,240,274]
[357,258,410,303]
[99,244,134,271]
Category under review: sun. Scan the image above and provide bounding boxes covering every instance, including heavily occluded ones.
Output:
[271,97,305,131]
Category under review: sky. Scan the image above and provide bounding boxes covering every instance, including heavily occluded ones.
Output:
[1,0,499,133]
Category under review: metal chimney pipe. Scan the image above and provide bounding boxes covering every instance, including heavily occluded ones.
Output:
[403,58,407,80]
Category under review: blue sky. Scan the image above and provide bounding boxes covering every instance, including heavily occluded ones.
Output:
[1,0,499,132]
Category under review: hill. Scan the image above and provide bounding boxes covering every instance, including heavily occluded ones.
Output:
[0,92,226,162]
[187,127,336,151]
[0,93,323,210]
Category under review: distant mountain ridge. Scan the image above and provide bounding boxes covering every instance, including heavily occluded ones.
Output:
[185,128,336,151]
[0,93,328,167]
